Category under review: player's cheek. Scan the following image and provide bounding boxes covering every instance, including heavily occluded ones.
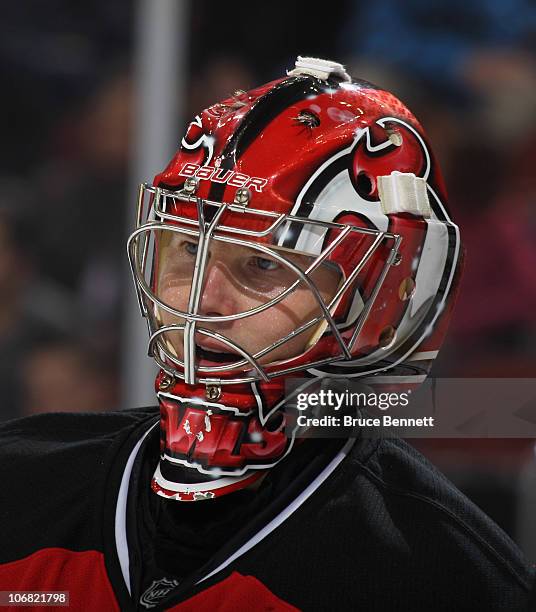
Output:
[263,301,311,358]
[158,284,188,315]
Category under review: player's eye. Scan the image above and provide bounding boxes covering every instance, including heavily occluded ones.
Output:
[184,241,198,256]
[252,257,280,272]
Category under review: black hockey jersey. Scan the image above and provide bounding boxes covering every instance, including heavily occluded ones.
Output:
[0,407,534,611]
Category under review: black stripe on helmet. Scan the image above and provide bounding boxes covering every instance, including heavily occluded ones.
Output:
[208,75,328,203]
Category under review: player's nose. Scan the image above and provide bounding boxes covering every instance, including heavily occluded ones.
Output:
[199,262,239,320]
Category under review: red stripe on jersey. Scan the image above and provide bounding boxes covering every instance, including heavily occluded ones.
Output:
[0,548,119,611]
[170,571,299,611]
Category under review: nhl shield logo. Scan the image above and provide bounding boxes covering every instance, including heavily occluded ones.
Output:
[140,576,180,609]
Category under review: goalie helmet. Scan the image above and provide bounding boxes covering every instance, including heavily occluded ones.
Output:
[128,57,462,500]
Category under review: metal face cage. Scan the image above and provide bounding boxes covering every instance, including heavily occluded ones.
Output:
[127,184,402,386]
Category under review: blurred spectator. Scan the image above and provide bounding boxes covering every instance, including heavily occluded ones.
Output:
[0,68,131,422]
[0,2,134,419]
[443,47,536,374]
[0,1,132,174]
[340,0,536,105]
[0,191,64,420]
[187,55,256,121]
[20,338,118,416]
[32,67,132,300]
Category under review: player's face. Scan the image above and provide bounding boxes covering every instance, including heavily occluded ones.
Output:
[155,231,341,367]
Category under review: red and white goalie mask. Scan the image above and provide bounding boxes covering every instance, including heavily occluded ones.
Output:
[127,56,462,501]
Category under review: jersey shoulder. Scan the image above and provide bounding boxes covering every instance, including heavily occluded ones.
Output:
[341,436,534,602]
[0,407,159,564]
[0,405,158,435]
[0,406,158,465]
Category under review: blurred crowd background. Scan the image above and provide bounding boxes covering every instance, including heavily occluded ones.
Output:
[1,1,535,553]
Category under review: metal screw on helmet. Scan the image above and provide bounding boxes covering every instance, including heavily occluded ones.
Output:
[398,277,416,301]
[379,325,396,348]
[234,188,251,206]
[159,374,175,391]
[206,382,222,401]
[183,177,199,194]
[392,252,403,266]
